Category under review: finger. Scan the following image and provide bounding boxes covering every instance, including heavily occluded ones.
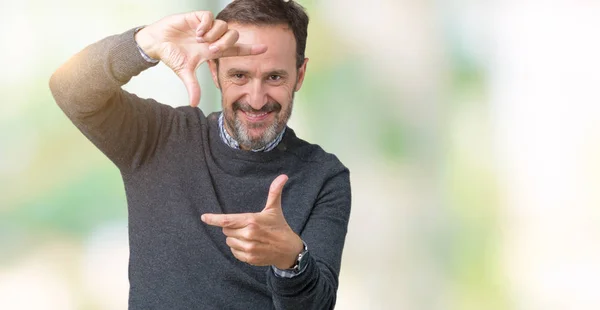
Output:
[193,11,214,38]
[201,213,253,228]
[263,174,289,211]
[230,246,263,266]
[231,248,250,264]
[223,227,242,239]
[175,68,201,107]
[207,29,239,56]
[223,226,254,241]
[225,237,247,251]
[219,43,268,58]
[202,19,228,43]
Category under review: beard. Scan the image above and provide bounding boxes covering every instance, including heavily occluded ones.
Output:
[222,94,293,151]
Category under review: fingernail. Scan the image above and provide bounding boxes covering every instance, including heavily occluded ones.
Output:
[197,30,204,37]
[196,36,205,43]
[209,45,219,53]
[201,215,206,222]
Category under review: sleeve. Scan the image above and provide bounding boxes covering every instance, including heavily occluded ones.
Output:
[49,28,182,172]
[267,167,352,310]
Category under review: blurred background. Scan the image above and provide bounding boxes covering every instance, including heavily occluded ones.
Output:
[1,0,599,309]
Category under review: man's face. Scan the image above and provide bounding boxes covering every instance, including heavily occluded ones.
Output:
[209,23,308,150]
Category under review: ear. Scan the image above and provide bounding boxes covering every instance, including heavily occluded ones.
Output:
[294,58,309,92]
[208,60,220,89]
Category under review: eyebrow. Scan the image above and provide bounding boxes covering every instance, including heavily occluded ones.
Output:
[265,70,289,77]
[226,68,250,76]
[225,68,289,77]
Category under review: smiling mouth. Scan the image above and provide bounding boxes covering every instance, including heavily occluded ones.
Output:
[241,110,272,122]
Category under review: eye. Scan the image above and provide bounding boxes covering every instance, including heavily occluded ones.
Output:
[233,73,245,79]
[268,75,281,81]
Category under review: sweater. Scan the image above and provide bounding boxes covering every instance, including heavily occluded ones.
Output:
[49,28,351,310]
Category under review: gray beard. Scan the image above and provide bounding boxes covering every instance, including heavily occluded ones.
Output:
[233,113,280,150]
[224,100,293,151]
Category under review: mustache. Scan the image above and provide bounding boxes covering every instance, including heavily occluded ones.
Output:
[233,100,281,114]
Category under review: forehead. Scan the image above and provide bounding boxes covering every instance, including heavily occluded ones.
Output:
[220,23,297,70]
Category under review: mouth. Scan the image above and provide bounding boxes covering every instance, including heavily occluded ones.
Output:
[241,110,273,122]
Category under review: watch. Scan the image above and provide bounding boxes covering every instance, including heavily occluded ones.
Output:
[289,241,309,273]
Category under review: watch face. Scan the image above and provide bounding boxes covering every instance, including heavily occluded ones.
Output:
[297,249,309,271]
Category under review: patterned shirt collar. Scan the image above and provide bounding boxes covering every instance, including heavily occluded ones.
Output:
[218,112,285,152]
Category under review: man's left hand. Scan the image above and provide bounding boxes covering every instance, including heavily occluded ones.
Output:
[201,175,304,270]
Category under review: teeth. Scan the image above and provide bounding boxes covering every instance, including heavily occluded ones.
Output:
[246,112,267,117]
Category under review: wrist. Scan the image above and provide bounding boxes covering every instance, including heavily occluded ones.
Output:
[274,234,304,270]
[134,26,159,60]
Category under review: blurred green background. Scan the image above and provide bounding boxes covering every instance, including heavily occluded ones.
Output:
[2,0,600,309]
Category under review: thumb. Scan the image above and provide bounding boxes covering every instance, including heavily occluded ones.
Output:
[263,174,288,212]
[176,68,201,107]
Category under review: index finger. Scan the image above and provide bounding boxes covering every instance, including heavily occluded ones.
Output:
[218,43,268,58]
[201,213,253,228]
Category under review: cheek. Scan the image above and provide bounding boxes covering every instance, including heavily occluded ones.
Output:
[268,86,294,105]
[221,80,295,108]
[221,87,244,107]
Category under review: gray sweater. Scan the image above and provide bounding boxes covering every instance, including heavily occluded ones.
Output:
[49,28,351,310]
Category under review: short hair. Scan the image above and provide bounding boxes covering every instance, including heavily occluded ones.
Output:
[216,0,309,68]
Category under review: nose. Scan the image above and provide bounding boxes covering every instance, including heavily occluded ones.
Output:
[247,79,267,110]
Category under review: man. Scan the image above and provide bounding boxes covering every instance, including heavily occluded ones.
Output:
[49,0,351,309]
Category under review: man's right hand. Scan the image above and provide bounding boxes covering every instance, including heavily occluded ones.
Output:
[134,11,268,107]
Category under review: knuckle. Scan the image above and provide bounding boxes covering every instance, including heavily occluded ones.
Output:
[229,29,239,41]
[246,217,257,226]
[216,20,228,32]
[243,229,254,240]
[245,242,257,252]
[221,216,231,227]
